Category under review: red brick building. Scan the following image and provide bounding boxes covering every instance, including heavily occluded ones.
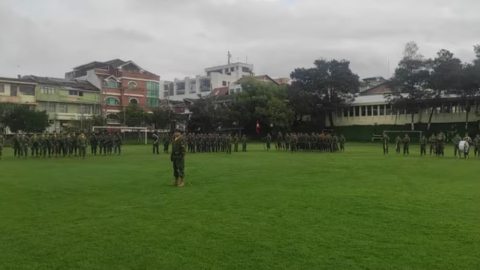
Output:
[66,59,160,124]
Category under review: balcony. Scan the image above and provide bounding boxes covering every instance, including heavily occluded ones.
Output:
[0,95,37,104]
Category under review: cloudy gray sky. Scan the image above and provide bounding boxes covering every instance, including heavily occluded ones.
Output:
[0,0,479,81]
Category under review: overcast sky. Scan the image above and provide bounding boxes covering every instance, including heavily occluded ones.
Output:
[0,0,479,81]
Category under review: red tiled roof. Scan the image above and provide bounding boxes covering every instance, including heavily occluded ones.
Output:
[210,87,229,97]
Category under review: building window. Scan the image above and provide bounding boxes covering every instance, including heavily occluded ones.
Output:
[355,106,360,117]
[242,67,251,73]
[41,86,55,94]
[147,98,159,107]
[59,104,68,113]
[177,82,185,91]
[386,104,392,115]
[373,105,378,116]
[130,98,138,105]
[107,113,119,120]
[128,81,137,90]
[106,80,118,89]
[79,105,92,114]
[343,107,349,117]
[106,97,120,105]
[349,107,354,117]
[379,105,385,116]
[225,68,229,73]
[47,103,56,113]
[68,90,83,96]
[0,84,4,93]
[230,67,235,72]
[222,81,227,86]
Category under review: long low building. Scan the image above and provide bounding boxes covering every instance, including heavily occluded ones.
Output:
[327,77,480,140]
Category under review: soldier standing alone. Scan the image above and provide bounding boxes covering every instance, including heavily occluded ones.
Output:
[114,133,122,155]
[339,134,346,152]
[171,131,186,187]
[402,134,410,155]
[420,135,427,156]
[473,134,480,158]
[382,134,390,155]
[395,135,402,154]
[163,133,170,154]
[153,131,160,155]
[241,135,247,152]
[265,133,272,151]
[452,133,461,157]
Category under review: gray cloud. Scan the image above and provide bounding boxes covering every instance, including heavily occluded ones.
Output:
[0,0,479,80]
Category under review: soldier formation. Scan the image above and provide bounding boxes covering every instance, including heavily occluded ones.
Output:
[265,132,346,153]
[9,131,122,159]
[177,133,248,154]
[382,132,480,158]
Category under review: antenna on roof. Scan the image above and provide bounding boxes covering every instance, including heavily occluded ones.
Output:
[228,51,232,65]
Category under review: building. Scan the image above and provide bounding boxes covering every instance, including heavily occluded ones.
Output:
[0,76,37,107]
[227,75,279,95]
[327,78,480,129]
[274,77,291,85]
[24,76,101,132]
[161,62,254,101]
[65,59,160,125]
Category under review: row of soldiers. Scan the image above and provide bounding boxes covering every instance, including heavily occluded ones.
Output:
[381,132,480,158]
[9,131,123,159]
[265,132,346,153]
[153,132,249,154]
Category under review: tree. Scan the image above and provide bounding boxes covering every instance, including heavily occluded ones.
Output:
[290,59,360,127]
[149,107,179,130]
[230,77,293,134]
[118,104,146,127]
[2,104,49,133]
[451,55,480,130]
[187,97,230,133]
[387,42,431,130]
[287,84,314,128]
[426,49,463,129]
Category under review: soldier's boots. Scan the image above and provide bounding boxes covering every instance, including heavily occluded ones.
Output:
[178,178,185,187]
[174,178,179,187]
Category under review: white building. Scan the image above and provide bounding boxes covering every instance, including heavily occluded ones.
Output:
[160,62,254,101]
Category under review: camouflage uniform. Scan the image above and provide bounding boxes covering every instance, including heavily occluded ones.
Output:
[226,134,233,154]
[339,135,346,152]
[241,135,248,152]
[171,133,186,187]
[382,134,390,155]
[429,134,436,155]
[233,134,239,152]
[420,136,427,156]
[452,134,461,157]
[114,133,122,155]
[31,134,40,157]
[77,133,88,159]
[395,136,402,154]
[265,134,272,151]
[402,135,410,155]
[473,135,480,158]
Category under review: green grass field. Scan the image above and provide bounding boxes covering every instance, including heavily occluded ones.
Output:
[1,144,479,270]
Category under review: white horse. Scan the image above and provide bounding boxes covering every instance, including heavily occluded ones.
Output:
[458,140,470,159]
